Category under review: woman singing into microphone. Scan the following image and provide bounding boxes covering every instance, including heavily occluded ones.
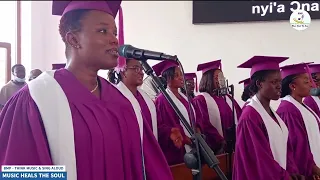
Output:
[193,60,241,154]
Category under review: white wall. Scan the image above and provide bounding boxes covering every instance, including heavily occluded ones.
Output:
[29,1,320,107]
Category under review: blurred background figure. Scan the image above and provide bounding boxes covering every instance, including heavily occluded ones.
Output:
[28,69,43,81]
[141,76,160,101]
[141,75,167,101]
[180,72,197,98]
[0,64,26,110]
[239,78,253,109]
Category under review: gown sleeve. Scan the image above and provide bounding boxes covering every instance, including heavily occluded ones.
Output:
[286,139,299,174]
[155,96,182,150]
[233,107,291,180]
[0,87,52,165]
[155,95,187,165]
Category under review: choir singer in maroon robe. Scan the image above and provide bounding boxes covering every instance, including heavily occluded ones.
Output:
[153,61,201,165]
[193,60,241,154]
[234,56,304,180]
[108,58,173,179]
[181,73,197,98]
[239,78,253,109]
[304,63,320,117]
[0,1,173,180]
[277,62,320,179]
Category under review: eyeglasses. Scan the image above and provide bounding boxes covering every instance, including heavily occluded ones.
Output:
[126,66,143,73]
[313,78,320,83]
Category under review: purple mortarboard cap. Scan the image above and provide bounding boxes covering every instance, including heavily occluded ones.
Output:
[238,56,289,77]
[239,78,251,88]
[308,64,320,74]
[197,60,222,73]
[52,1,122,18]
[281,62,316,87]
[185,73,197,80]
[185,73,198,91]
[280,62,313,79]
[152,61,179,76]
[52,63,66,70]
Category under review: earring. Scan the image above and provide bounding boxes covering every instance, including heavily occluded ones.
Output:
[293,88,296,91]
[72,44,80,49]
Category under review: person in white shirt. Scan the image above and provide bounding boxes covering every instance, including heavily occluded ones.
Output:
[0,64,26,110]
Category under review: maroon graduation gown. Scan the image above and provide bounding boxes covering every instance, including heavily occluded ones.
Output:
[233,106,298,180]
[136,92,153,131]
[0,69,173,180]
[155,93,199,165]
[192,94,241,152]
[277,101,316,177]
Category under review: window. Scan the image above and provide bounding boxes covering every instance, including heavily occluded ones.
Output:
[0,2,17,86]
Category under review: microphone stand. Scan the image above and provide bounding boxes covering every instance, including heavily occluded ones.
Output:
[140,59,228,180]
[217,80,236,179]
[227,84,235,179]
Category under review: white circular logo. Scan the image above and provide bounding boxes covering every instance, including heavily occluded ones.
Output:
[290,10,311,31]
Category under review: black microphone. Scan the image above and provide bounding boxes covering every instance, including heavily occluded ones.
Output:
[216,73,229,96]
[118,44,178,61]
[310,88,320,96]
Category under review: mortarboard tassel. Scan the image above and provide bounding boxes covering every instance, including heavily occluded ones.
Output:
[306,64,317,88]
[195,76,198,92]
[115,6,126,73]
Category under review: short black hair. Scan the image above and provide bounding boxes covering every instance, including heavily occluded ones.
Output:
[11,64,24,73]
[58,9,90,58]
[161,67,176,82]
[280,74,297,98]
[248,70,278,94]
[241,86,252,101]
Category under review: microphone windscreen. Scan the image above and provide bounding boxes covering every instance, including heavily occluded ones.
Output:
[118,44,133,58]
[310,88,320,96]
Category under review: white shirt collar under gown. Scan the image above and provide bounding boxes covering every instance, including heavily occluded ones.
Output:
[28,70,77,180]
[116,81,158,141]
[283,95,320,166]
[248,95,288,169]
[166,88,196,153]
